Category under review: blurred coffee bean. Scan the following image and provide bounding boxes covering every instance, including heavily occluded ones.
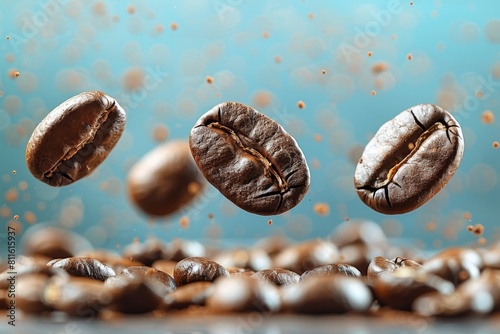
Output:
[301,264,361,281]
[17,274,53,313]
[120,266,176,295]
[164,239,206,261]
[414,269,500,317]
[281,275,373,314]
[251,268,300,286]
[330,219,387,248]
[213,248,272,271]
[368,256,422,282]
[481,245,500,270]
[174,257,229,286]
[48,257,115,281]
[127,140,205,217]
[22,225,93,260]
[105,274,165,314]
[163,281,213,310]
[227,267,255,277]
[372,267,454,311]
[78,249,142,274]
[152,259,177,277]
[206,276,280,313]
[44,276,111,316]
[122,238,166,266]
[273,239,339,274]
[0,263,68,289]
[422,247,482,286]
[253,235,294,257]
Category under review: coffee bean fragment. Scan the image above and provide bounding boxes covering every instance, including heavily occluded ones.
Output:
[26,91,126,186]
[281,275,373,314]
[206,276,280,313]
[301,264,362,281]
[354,104,464,214]
[48,257,116,281]
[189,102,310,215]
[162,281,213,310]
[174,257,229,286]
[251,268,300,286]
[127,140,205,217]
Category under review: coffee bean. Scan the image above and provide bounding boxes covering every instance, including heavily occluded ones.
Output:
[354,104,464,214]
[281,275,373,314]
[273,239,339,274]
[226,267,255,277]
[330,219,387,248]
[164,238,206,261]
[0,263,69,289]
[127,140,205,217]
[122,238,166,266]
[16,274,54,313]
[120,266,176,295]
[189,102,310,215]
[44,276,110,316]
[372,267,454,311]
[422,247,482,286]
[22,225,93,260]
[162,281,213,310]
[48,257,116,281]
[482,245,500,269]
[78,249,143,274]
[213,248,272,271]
[252,268,300,286]
[206,276,280,313]
[301,264,362,280]
[152,259,177,277]
[26,91,126,186]
[0,290,7,309]
[368,256,422,282]
[174,257,229,286]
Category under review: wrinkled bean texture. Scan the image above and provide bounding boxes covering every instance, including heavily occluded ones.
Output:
[354,104,464,214]
[189,102,310,215]
[26,91,126,186]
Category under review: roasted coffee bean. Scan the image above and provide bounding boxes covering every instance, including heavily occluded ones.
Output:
[174,257,229,286]
[127,140,205,217]
[273,239,339,274]
[372,267,454,311]
[26,91,126,186]
[206,276,280,313]
[368,256,422,282]
[16,274,53,313]
[414,269,500,317]
[152,259,177,277]
[301,264,362,280]
[105,274,165,314]
[189,101,310,215]
[164,239,206,261]
[422,247,482,286]
[78,249,143,274]
[0,263,69,289]
[44,276,111,316]
[122,238,166,266]
[22,225,93,260]
[251,268,300,286]
[48,257,115,281]
[120,266,176,295]
[162,281,213,310]
[330,219,387,248]
[281,275,373,314]
[354,104,464,214]
[227,267,255,277]
[213,248,272,271]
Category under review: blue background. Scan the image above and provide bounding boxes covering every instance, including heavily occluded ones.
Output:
[1,0,499,255]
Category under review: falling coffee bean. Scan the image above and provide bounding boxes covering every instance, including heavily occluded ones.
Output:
[26,91,126,186]
[354,104,464,214]
[189,102,310,215]
[251,268,300,286]
[174,257,229,286]
[48,257,116,281]
[127,140,205,217]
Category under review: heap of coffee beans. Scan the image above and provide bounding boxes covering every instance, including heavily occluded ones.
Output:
[3,220,500,319]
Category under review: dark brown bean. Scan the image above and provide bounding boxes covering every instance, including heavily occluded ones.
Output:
[252,268,300,286]
[26,91,126,186]
[206,276,280,313]
[174,257,229,286]
[301,264,362,280]
[127,140,205,217]
[152,259,177,277]
[120,266,176,295]
[162,281,213,310]
[48,257,116,281]
[368,256,422,282]
[354,104,464,214]
[281,275,373,314]
[189,102,310,215]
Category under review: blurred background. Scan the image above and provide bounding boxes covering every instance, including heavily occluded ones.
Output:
[1,0,499,256]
